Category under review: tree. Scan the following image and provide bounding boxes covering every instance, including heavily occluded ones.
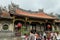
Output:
[55,13,60,19]
[0,7,2,15]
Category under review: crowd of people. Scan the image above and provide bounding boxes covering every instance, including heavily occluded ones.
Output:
[21,30,60,40]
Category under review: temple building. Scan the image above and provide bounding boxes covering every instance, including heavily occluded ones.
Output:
[0,3,60,36]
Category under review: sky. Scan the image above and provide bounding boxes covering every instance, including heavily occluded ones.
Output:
[0,0,60,14]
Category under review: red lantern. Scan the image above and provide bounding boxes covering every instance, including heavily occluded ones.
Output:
[47,25,51,29]
[17,23,22,28]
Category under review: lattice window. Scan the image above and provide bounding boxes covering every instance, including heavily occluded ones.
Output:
[3,25,9,30]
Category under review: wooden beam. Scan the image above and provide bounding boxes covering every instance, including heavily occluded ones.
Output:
[15,19,25,22]
[27,20,45,24]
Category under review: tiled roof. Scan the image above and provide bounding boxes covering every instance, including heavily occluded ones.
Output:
[55,20,60,23]
[0,11,13,19]
[2,11,10,17]
[15,9,56,19]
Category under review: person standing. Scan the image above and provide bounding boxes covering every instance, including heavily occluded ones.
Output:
[56,32,60,40]
[29,30,36,40]
[43,32,46,40]
[52,33,56,40]
[35,32,41,40]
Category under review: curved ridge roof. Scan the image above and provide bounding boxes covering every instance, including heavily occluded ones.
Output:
[15,9,56,19]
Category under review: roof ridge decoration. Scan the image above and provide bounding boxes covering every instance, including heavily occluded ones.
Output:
[9,2,44,14]
[18,8,44,13]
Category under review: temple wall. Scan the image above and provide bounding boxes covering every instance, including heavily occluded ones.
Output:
[0,23,2,31]
[0,20,14,32]
[9,23,14,32]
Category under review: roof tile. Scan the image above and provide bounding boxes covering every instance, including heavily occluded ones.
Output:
[15,9,55,19]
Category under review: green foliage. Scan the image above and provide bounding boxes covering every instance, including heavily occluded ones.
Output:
[56,14,60,19]
[53,30,59,32]
[18,26,30,35]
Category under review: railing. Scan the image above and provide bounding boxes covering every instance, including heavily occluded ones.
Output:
[0,31,22,40]
[0,31,15,37]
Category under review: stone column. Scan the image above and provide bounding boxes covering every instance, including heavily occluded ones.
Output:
[0,23,2,31]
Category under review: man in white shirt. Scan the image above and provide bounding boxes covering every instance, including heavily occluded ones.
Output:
[29,30,36,40]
